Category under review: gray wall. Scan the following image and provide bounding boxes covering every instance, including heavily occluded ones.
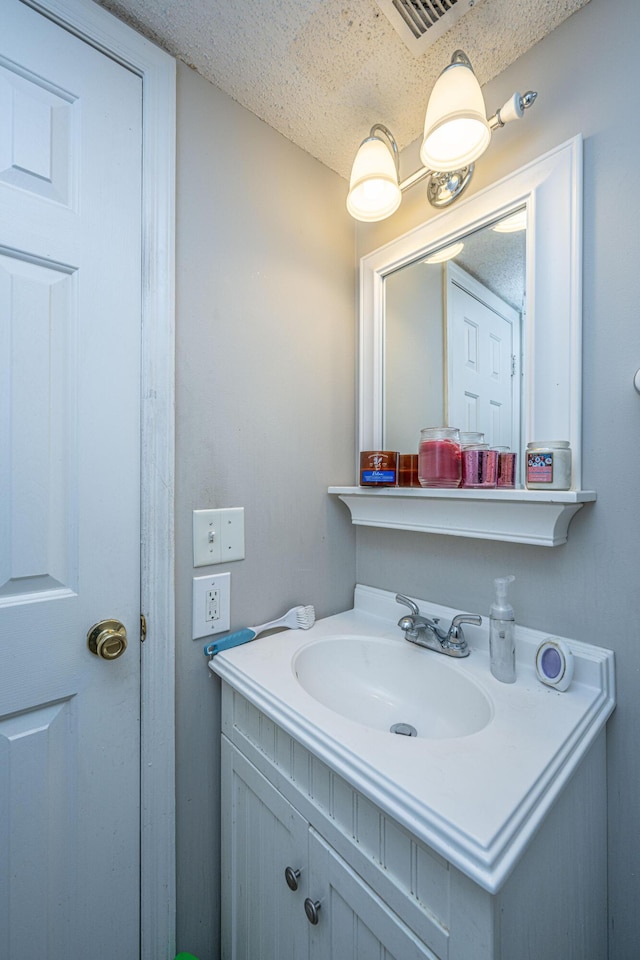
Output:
[173,0,639,954]
[355,1,639,956]
[174,64,356,958]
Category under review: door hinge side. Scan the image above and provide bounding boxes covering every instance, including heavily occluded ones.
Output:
[140,614,147,643]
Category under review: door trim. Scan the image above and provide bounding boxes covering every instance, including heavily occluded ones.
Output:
[22,1,177,957]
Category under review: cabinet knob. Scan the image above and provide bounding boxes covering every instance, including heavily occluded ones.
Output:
[284,866,301,891]
[304,898,321,925]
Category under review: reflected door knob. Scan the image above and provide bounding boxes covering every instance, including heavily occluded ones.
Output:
[87,619,128,660]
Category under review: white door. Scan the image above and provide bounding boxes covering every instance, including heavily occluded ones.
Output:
[446,262,521,449]
[0,2,143,956]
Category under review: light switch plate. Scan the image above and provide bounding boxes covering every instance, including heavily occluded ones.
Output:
[219,507,245,562]
[193,508,245,566]
[192,572,230,639]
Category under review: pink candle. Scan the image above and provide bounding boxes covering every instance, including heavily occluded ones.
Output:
[461,447,498,488]
[497,451,517,488]
[418,428,461,488]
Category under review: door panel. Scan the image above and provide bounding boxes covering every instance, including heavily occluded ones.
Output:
[309,830,439,960]
[222,740,309,960]
[0,2,143,956]
[0,251,77,599]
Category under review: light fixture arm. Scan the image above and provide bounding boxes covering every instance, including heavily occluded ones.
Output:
[450,49,473,67]
[489,90,538,130]
[399,166,432,192]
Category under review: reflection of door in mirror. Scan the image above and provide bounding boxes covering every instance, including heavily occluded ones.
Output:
[383,212,525,457]
[446,262,521,450]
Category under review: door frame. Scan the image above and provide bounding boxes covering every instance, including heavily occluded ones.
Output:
[21,1,176,956]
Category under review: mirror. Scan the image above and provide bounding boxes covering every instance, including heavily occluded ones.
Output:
[359,136,583,489]
[384,212,526,456]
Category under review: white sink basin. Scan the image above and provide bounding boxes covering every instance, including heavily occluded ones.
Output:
[292,635,493,739]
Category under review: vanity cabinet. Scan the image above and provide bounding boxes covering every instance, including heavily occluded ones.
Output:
[219,682,608,960]
[223,740,437,960]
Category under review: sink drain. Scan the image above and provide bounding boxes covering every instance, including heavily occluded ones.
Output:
[390,722,417,737]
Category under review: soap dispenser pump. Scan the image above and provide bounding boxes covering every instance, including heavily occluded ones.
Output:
[490,575,516,683]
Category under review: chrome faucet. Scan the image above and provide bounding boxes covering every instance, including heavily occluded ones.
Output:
[395,594,482,658]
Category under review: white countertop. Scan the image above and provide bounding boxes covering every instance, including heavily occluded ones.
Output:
[209,584,615,892]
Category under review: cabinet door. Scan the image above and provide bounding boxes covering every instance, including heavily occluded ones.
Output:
[308,829,440,960]
[222,739,309,960]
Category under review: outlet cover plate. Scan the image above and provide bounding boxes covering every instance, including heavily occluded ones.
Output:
[192,572,230,639]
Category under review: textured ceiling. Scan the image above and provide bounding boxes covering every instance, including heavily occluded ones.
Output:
[97,0,590,179]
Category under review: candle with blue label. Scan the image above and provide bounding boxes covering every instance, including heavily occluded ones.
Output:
[359,451,399,486]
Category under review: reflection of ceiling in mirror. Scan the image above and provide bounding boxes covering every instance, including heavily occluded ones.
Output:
[456,228,525,313]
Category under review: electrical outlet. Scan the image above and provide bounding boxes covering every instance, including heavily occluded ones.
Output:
[206,589,220,621]
[192,572,230,639]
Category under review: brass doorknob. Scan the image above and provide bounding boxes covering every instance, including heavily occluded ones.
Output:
[87,619,128,660]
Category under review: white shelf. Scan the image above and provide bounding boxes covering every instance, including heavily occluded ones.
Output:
[328,486,596,547]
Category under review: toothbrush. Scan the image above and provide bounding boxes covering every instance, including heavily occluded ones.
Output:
[204,604,315,656]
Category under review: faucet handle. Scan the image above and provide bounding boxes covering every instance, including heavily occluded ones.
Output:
[448,613,482,646]
[450,613,482,630]
[395,594,420,616]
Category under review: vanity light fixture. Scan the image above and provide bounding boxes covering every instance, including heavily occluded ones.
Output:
[347,50,537,221]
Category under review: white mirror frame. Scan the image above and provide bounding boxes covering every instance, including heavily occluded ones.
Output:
[359,135,583,489]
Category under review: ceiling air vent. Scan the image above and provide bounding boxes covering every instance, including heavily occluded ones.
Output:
[376,0,483,57]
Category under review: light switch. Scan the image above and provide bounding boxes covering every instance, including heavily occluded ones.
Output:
[193,507,245,566]
[193,509,221,566]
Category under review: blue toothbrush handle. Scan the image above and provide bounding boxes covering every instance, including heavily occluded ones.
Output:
[204,627,256,657]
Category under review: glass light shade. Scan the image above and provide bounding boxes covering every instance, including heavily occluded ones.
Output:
[347,137,401,222]
[420,62,491,172]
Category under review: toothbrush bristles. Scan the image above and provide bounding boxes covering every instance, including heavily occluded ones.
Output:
[297,604,315,629]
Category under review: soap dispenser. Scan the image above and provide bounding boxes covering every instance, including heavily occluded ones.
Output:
[490,575,516,683]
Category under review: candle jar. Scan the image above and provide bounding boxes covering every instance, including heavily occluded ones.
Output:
[495,448,517,488]
[398,454,420,487]
[525,441,571,490]
[461,443,498,488]
[460,432,485,448]
[359,450,398,486]
[418,427,462,488]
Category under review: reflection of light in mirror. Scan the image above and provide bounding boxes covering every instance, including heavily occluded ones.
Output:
[424,241,465,264]
[493,209,527,233]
